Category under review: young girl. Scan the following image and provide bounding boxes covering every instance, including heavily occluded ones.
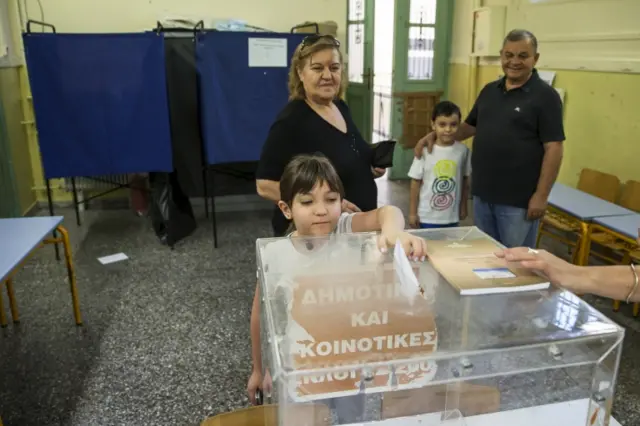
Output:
[408,101,471,229]
[248,154,427,414]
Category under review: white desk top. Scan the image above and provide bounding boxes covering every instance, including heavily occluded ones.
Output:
[594,213,640,240]
[0,216,63,282]
[548,183,633,220]
[356,399,620,426]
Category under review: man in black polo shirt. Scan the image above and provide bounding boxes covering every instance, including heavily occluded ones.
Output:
[414,29,564,248]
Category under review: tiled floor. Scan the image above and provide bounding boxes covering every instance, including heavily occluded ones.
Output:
[0,177,638,425]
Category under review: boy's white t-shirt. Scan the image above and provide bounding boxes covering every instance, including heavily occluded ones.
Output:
[407,142,471,225]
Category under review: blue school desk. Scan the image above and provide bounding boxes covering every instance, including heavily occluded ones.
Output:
[593,213,640,240]
[590,213,640,316]
[548,183,633,220]
[545,183,635,265]
[0,216,82,327]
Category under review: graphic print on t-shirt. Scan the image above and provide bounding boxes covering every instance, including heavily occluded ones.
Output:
[430,159,458,211]
[407,142,471,225]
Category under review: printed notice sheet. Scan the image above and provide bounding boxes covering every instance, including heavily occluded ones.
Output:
[248,38,287,67]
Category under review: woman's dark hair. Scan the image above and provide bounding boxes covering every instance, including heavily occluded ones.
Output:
[280,154,345,207]
[431,100,462,121]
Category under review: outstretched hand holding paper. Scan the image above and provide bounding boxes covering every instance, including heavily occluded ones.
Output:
[394,240,422,300]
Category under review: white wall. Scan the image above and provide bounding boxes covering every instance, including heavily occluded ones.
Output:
[18,0,347,41]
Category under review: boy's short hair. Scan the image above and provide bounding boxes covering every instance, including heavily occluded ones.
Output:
[431,101,461,121]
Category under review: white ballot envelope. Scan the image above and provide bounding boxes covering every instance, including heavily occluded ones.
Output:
[393,240,421,301]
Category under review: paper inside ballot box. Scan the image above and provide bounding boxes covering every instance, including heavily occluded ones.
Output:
[426,239,548,292]
[200,404,331,426]
[381,383,501,419]
[289,265,438,398]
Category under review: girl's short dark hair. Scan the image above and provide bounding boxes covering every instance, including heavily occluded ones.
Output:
[280,154,345,206]
[431,100,461,121]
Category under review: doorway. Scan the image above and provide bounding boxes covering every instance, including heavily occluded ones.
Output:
[346,0,454,177]
[371,0,394,144]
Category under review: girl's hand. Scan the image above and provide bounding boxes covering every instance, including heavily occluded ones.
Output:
[262,368,273,398]
[378,231,427,261]
[247,369,263,405]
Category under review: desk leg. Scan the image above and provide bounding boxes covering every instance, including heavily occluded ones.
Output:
[211,195,218,249]
[202,165,210,219]
[71,177,82,227]
[0,284,7,327]
[577,222,592,266]
[613,300,621,311]
[57,225,83,325]
[535,220,544,248]
[46,178,61,261]
[210,170,218,249]
[5,279,19,323]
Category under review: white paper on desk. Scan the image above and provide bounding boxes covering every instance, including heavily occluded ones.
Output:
[473,267,516,280]
[248,38,287,67]
[98,252,128,265]
[394,241,420,300]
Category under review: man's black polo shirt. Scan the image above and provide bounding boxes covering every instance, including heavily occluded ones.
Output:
[465,69,565,209]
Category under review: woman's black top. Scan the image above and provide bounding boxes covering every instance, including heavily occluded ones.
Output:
[256,99,378,236]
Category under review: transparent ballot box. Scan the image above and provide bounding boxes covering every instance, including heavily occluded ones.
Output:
[256,227,625,426]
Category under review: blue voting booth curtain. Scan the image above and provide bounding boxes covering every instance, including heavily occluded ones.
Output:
[196,31,305,165]
[23,33,173,179]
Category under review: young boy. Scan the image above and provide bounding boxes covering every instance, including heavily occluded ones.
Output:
[408,101,471,229]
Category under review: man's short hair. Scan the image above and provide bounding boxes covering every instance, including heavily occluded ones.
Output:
[503,29,538,54]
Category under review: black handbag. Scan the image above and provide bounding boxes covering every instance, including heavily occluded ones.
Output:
[371,140,397,168]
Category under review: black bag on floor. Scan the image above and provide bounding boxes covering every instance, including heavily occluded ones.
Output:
[164,36,208,197]
[149,172,196,248]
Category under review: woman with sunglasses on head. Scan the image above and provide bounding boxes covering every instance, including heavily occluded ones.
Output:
[496,230,640,303]
[256,34,385,238]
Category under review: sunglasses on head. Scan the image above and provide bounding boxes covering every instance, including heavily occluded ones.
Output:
[301,34,341,50]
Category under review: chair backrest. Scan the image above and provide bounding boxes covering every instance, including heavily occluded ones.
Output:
[619,180,640,212]
[200,404,331,426]
[577,168,620,202]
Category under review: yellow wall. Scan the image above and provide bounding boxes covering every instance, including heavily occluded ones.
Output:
[448,0,640,188]
[8,0,346,202]
[0,67,36,214]
[1,0,36,214]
